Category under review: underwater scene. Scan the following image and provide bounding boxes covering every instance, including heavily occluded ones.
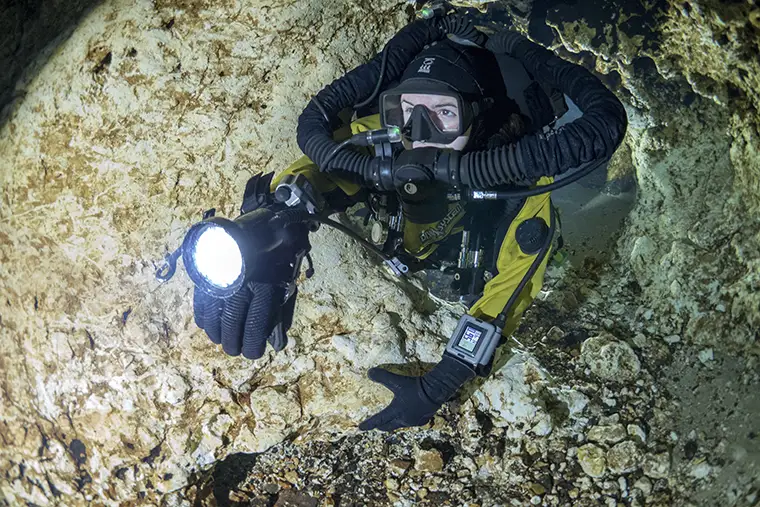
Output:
[1,0,758,505]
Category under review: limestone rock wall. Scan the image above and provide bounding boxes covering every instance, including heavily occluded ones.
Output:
[0,0,100,117]
[0,0,421,503]
[530,0,760,350]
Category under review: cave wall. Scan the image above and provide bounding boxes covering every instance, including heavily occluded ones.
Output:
[0,0,425,503]
[526,0,760,348]
[0,0,102,121]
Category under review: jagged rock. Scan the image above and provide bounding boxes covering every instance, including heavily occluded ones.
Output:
[577,444,607,478]
[698,348,714,364]
[606,441,644,474]
[626,424,647,444]
[274,490,318,507]
[472,352,558,436]
[414,449,444,473]
[633,476,653,497]
[690,461,712,479]
[581,333,641,382]
[643,452,671,479]
[588,424,628,444]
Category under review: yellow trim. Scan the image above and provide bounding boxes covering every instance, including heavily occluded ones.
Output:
[467,181,554,337]
[270,115,384,196]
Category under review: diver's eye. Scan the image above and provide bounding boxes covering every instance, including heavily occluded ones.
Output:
[438,109,457,118]
[403,107,415,115]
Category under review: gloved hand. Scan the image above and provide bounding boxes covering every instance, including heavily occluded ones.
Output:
[193,280,299,359]
[359,355,476,432]
[193,171,310,360]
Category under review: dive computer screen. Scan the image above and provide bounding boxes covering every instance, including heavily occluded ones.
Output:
[457,325,483,353]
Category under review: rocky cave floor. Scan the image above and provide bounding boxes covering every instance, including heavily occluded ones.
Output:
[186,254,760,507]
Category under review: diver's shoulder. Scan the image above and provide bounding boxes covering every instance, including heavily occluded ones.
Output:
[350,113,382,133]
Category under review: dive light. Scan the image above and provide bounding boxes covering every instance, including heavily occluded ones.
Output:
[176,208,284,298]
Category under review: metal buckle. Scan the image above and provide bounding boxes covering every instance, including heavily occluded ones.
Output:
[384,257,409,276]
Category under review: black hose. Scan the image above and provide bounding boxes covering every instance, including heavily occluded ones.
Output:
[439,14,487,47]
[320,138,354,171]
[493,205,555,329]
[471,157,609,199]
[312,96,330,123]
[270,209,393,263]
[297,18,443,182]
[353,45,390,110]
[458,31,627,192]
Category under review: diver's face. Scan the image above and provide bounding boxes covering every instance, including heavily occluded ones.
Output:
[400,93,470,151]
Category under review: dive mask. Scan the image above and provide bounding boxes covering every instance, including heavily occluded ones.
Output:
[380,83,478,145]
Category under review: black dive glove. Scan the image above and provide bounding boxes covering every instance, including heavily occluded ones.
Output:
[193,280,299,359]
[193,172,311,359]
[359,355,476,432]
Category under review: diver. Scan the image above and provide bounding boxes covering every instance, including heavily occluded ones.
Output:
[187,13,628,432]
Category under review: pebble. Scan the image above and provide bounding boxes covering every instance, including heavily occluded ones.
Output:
[606,441,643,474]
[389,459,413,476]
[530,495,542,505]
[618,476,628,495]
[529,483,546,495]
[588,424,627,444]
[284,470,299,484]
[577,444,607,478]
[663,335,681,344]
[632,476,652,496]
[384,478,399,491]
[414,449,444,473]
[417,488,428,499]
[627,424,647,444]
[632,333,647,348]
[643,452,671,479]
[263,483,281,494]
[581,333,641,382]
[698,348,714,364]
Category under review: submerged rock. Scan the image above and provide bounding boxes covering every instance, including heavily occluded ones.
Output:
[588,424,628,445]
[581,333,641,382]
[473,352,558,436]
[643,451,671,479]
[577,444,607,478]
[606,441,644,474]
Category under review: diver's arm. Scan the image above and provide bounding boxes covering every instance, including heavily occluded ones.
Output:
[458,32,628,188]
